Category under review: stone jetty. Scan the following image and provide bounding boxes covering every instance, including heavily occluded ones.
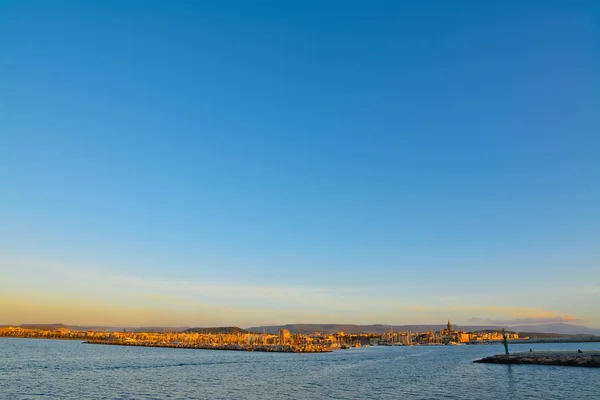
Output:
[84,339,332,353]
[474,351,600,368]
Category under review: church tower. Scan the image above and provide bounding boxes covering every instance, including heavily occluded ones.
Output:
[447,320,453,332]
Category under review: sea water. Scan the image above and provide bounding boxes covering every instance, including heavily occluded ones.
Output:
[0,338,598,399]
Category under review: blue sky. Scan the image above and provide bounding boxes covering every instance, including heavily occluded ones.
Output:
[1,1,599,328]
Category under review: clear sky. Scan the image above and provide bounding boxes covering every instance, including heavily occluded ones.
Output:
[1,1,599,328]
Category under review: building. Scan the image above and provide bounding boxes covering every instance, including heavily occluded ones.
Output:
[278,328,291,345]
[438,320,454,336]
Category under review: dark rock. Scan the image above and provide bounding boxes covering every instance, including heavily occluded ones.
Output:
[474,352,600,368]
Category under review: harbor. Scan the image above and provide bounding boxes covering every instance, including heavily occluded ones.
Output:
[3,320,598,353]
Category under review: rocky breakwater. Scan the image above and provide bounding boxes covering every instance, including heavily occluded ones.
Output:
[474,351,600,368]
[84,340,332,353]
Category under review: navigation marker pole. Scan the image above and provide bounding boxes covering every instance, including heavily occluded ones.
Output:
[502,328,509,355]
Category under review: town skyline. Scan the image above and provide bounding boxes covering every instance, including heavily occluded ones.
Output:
[0,319,544,354]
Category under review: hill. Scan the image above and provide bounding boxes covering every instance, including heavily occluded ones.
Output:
[506,323,600,336]
[17,323,122,331]
[126,326,189,333]
[183,326,251,334]
[246,324,449,334]
[246,323,600,336]
[4,324,189,333]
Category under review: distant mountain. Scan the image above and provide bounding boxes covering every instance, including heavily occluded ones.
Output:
[19,323,69,330]
[127,326,189,333]
[183,326,250,334]
[507,323,600,336]
[245,324,449,335]
[17,324,123,331]
[246,323,600,336]
[5,324,189,333]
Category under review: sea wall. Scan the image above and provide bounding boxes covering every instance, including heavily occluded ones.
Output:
[84,340,332,353]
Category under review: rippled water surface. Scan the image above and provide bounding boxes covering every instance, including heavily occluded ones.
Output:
[1,338,598,399]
